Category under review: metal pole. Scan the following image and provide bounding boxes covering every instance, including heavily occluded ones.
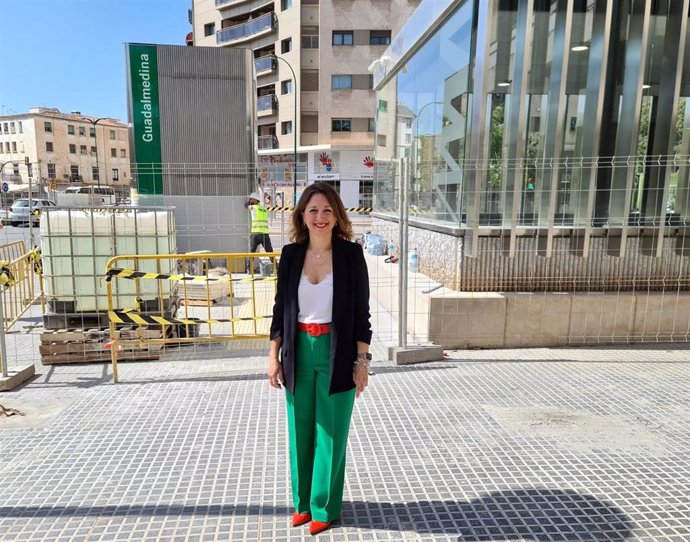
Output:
[28,172,34,248]
[397,157,410,348]
[90,117,108,189]
[0,286,7,377]
[94,122,100,189]
[272,55,298,206]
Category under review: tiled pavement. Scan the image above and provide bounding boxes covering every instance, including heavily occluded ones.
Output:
[1,341,689,541]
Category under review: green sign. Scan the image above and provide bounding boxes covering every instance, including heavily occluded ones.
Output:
[129,44,162,195]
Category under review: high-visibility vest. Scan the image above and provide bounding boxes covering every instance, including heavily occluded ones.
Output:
[250,204,269,234]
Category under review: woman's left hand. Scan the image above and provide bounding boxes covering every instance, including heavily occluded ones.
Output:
[353,364,369,398]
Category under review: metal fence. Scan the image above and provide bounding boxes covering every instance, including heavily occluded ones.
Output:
[0,159,688,382]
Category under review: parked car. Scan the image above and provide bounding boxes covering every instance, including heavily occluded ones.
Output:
[8,198,56,226]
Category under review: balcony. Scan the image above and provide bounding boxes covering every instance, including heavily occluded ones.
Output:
[258,135,278,149]
[255,55,276,74]
[257,94,278,116]
[217,12,276,44]
[215,0,253,6]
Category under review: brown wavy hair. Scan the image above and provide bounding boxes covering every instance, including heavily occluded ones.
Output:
[290,182,354,243]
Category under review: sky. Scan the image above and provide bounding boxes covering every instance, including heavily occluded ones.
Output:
[0,0,192,121]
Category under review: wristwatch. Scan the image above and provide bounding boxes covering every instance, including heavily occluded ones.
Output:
[356,353,372,361]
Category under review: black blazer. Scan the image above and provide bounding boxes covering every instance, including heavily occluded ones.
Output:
[270,238,372,395]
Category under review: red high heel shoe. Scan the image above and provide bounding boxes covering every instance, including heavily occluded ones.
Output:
[309,520,332,535]
[292,512,311,527]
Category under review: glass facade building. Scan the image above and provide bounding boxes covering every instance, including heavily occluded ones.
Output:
[373,0,690,271]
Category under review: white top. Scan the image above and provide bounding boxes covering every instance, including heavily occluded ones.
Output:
[297,272,333,324]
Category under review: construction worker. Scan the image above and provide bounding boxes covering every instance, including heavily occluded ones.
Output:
[247,188,273,262]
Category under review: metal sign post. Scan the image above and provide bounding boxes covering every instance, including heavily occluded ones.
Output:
[397,157,410,349]
[0,291,8,378]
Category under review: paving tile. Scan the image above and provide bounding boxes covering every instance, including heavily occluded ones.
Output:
[1,305,689,540]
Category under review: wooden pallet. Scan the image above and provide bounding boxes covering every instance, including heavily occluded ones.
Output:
[39,327,162,365]
[41,350,160,365]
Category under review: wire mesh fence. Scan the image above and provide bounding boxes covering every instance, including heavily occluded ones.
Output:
[0,158,688,379]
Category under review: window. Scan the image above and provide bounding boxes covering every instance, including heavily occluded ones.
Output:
[67,124,75,135]
[11,142,17,152]
[112,168,119,181]
[368,118,376,132]
[302,34,319,49]
[80,145,87,154]
[91,146,97,154]
[10,122,15,134]
[111,148,117,158]
[281,121,293,135]
[70,165,79,180]
[69,144,76,154]
[47,163,56,177]
[376,134,387,146]
[368,75,374,89]
[2,122,8,133]
[281,79,293,94]
[369,30,391,45]
[92,167,100,181]
[4,143,8,153]
[332,75,352,89]
[281,37,292,53]
[332,118,352,132]
[90,127,96,137]
[43,141,53,152]
[281,0,292,10]
[109,129,116,140]
[44,121,52,133]
[120,149,126,158]
[79,126,86,136]
[405,134,411,144]
[333,31,353,45]
[404,118,412,128]
[204,22,215,37]
[18,121,22,133]
[378,99,388,112]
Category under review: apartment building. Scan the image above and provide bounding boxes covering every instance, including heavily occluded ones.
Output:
[190,0,419,207]
[0,108,130,192]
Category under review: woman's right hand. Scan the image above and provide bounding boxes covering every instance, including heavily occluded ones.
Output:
[267,358,285,389]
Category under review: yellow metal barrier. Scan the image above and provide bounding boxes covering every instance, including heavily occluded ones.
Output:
[104,252,279,382]
[0,241,28,264]
[1,244,45,332]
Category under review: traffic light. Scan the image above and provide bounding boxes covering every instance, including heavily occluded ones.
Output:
[24,156,30,166]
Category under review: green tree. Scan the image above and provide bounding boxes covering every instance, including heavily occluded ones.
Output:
[489,105,504,189]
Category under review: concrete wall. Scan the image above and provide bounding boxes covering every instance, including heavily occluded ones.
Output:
[428,291,690,348]
[367,217,690,348]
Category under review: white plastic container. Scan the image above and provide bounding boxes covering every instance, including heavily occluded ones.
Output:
[41,207,177,313]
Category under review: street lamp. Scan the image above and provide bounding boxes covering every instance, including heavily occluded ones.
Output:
[89,117,108,188]
[270,54,297,206]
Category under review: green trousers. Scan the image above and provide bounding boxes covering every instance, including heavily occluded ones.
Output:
[285,330,355,522]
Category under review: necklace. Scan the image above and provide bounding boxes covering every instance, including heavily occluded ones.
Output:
[310,247,331,259]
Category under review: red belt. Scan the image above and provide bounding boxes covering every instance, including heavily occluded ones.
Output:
[297,322,330,337]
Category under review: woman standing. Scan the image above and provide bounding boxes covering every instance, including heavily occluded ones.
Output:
[268,182,372,535]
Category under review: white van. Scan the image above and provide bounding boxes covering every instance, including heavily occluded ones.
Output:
[62,186,116,205]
